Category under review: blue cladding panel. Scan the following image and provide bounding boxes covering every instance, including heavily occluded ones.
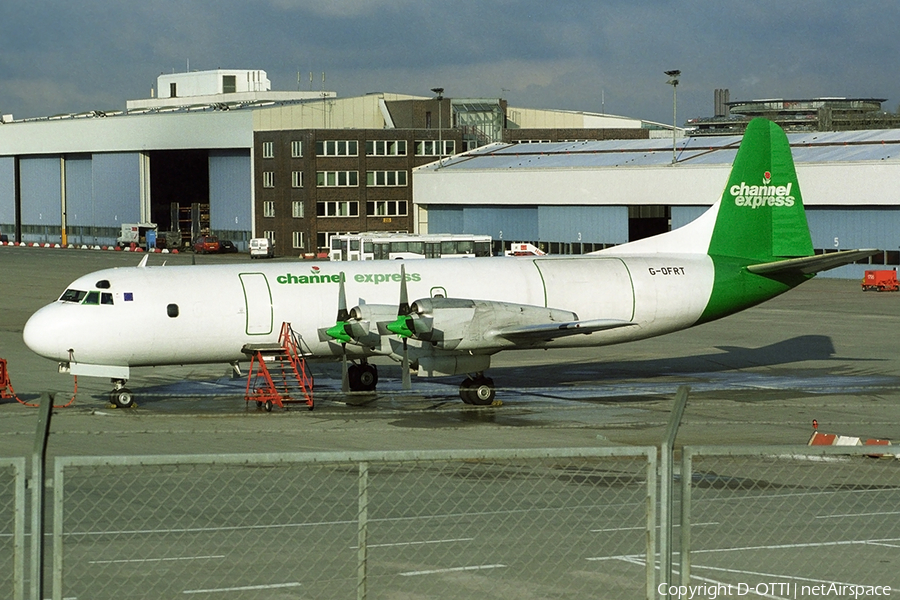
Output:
[209,150,251,231]
[20,157,61,226]
[426,207,464,233]
[92,153,140,227]
[537,205,628,244]
[0,157,14,225]
[463,206,538,240]
[806,208,900,250]
[671,206,709,230]
[65,156,93,226]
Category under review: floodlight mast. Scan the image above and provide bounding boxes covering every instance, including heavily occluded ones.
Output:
[431,87,444,167]
[665,70,680,164]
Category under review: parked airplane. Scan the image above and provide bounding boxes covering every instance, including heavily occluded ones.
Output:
[23,119,875,408]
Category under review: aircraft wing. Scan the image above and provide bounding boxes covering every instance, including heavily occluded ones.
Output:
[493,319,635,344]
[747,249,880,276]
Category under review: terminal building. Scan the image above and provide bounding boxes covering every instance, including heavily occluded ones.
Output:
[0,69,897,278]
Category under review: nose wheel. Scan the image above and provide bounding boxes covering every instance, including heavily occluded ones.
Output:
[109,379,135,409]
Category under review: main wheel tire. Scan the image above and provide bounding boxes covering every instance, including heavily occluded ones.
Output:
[469,376,495,406]
[459,379,475,404]
[111,388,135,409]
[357,364,378,391]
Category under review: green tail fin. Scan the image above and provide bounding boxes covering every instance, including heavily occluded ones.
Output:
[708,118,813,261]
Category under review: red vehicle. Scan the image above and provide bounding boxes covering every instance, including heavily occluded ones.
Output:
[192,235,221,254]
[861,269,899,292]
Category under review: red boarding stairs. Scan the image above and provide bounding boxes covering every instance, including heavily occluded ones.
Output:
[243,323,314,412]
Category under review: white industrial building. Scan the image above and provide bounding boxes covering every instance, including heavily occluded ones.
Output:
[413,130,900,278]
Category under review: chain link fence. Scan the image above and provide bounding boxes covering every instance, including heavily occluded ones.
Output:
[681,445,900,597]
[51,448,657,600]
[0,457,25,600]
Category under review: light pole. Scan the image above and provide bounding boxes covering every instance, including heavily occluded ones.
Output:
[431,87,444,166]
[664,70,680,164]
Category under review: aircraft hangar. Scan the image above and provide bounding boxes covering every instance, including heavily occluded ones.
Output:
[412,129,900,278]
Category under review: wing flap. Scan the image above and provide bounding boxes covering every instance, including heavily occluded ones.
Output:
[747,249,880,276]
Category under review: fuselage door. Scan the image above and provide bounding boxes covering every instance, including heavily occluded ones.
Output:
[239,272,274,335]
[535,258,635,321]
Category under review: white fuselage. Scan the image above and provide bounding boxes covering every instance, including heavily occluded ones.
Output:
[23,254,715,372]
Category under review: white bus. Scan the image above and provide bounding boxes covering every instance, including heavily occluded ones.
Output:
[329,232,493,261]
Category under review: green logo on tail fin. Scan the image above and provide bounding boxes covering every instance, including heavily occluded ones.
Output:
[708,118,813,261]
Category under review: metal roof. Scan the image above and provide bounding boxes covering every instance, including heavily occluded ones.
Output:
[424,129,900,173]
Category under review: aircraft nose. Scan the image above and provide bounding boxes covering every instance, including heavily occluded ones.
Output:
[23,305,69,361]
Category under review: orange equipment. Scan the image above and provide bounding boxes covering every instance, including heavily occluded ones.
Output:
[244,322,315,412]
[861,269,899,292]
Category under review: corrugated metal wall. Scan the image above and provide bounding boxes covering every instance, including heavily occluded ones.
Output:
[209,150,252,238]
[91,153,140,227]
[20,157,61,243]
[537,206,627,244]
[64,155,95,245]
[806,207,900,251]
[0,157,14,232]
[671,206,708,230]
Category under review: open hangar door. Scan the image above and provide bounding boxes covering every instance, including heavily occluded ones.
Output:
[149,150,210,248]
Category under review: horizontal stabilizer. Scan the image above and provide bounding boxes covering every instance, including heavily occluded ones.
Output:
[495,318,634,343]
[747,249,880,276]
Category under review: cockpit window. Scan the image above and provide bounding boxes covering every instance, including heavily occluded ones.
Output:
[83,291,101,305]
[60,289,87,303]
[101,293,114,305]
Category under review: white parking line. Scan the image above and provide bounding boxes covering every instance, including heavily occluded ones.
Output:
[183,582,301,594]
[590,521,719,532]
[351,537,475,549]
[90,554,225,565]
[399,564,507,577]
[816,510,900,519]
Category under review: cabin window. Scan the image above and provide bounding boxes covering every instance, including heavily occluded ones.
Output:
[59,289,87,303]
[167,304,179,318]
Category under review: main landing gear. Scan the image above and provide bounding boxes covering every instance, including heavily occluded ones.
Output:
[109,378,135,408]
[348,362,378,392]
[459,374,496,405]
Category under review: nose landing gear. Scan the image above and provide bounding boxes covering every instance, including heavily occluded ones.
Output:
[109,379,135,408]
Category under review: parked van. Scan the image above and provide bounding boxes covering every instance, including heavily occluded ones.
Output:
[249,237,274,259]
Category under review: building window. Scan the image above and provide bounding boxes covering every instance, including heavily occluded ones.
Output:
[317,201,359,217]
[292,201,304,218]
[263,201,275,218]
[415,140,455,157]
[170,82,177,98]
[263,230,275,243]
[366,170,407,187]
[366,200,408,217]
[262,172,275,188]
[315,140,358,157]
[292,171,304,188]
[291,140,303,158]
[292,231,305,249]
[316,171,358,187]
[222,75,236,94]
[317,231,356,250]
[262,141,274,158]
[366,140,407,156]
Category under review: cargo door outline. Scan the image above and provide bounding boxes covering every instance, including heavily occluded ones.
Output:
[535,258,635,322]
[239,272,274,335]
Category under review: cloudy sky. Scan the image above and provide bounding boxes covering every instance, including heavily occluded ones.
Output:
[2,1,899,125]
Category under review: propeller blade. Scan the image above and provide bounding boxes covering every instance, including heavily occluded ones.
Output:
[325,273,354,343]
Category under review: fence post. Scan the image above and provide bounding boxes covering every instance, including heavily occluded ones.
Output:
[30,393,53,600]
[659,385,689,599]
[680,447,693,586]
[357,461,369,600]
[646,448,658,600]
